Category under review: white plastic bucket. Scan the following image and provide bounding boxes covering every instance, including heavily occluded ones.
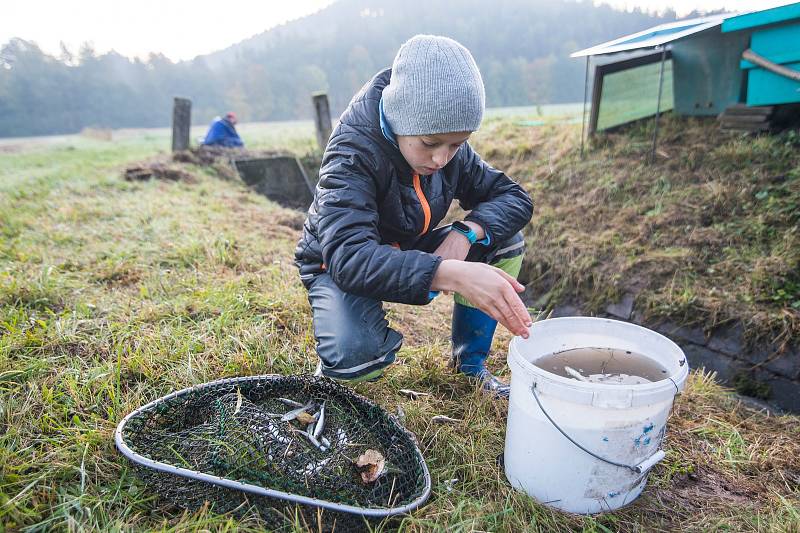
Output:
[504,317,689,514]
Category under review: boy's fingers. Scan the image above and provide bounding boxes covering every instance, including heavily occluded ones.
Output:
[514,296,533,328]
[492,289,522,336]
[484,305,507,332]
[495,267,525,292]
[503,292,530,337]
[489,302,518,336]
[501,283,532,328]
[491,298,514,331]
[494,267,526,293]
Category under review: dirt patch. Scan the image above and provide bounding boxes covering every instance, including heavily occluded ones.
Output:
[0,143,24,154]
[663,466,755,507]
[274,211,306,232]
[124,163,196,183]
[94,264,143,287]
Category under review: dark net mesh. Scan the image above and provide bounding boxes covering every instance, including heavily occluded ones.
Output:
[118,375,430,530]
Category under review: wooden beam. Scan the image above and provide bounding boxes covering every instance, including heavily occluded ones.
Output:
[171,97,192,152]
[312,92,333,151]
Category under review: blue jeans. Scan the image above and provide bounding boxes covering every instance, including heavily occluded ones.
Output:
[305,227,525,380]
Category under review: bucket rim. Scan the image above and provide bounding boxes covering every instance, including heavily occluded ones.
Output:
[508,317,689,402]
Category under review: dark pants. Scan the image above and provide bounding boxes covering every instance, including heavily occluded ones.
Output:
[306,226,525,380]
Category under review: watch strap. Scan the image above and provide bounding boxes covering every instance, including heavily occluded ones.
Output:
[451,222,478,244]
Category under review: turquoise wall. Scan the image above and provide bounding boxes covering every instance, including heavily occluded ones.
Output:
[742,22,800,106]
[671,30,750,116]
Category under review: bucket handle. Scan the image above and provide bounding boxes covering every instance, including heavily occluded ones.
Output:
[531,383,666,474]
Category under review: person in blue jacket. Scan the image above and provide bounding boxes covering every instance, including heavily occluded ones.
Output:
[202,112,244,147]
[294,35,533,398]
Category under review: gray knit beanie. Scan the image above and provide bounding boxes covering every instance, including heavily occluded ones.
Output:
[382,35,485,136]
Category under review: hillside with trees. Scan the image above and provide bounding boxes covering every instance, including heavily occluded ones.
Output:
[0,0,674,137]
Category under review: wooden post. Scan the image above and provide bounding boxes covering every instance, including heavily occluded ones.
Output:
[312,92,332,151]
[172,97,192,152]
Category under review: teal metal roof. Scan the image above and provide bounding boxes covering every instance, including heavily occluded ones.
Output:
[722,2,800,33]
[571,15,728,58]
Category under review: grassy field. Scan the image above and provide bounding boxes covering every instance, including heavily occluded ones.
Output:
[1,115,799,532]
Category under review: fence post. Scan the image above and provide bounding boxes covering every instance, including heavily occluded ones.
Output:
[172,97,192,152]
[312,92,332,151]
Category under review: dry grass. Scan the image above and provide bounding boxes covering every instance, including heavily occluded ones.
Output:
[471,115,800,350]
[0,121,798,531]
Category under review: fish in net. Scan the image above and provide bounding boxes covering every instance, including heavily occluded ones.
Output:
[116,375,431,530]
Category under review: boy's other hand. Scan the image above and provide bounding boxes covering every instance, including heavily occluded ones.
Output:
[431,260,532,338]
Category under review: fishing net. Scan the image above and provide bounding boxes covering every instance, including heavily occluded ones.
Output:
[116,375,431,530]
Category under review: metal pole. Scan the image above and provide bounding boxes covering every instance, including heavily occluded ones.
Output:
[650,47,667,164]
[580,56,589,158]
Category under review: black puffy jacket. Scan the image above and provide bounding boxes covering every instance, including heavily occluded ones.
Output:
[294,68,533,305]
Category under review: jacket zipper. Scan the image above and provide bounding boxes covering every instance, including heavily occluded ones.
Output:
[412,173,431,235]
[323,174,429,271]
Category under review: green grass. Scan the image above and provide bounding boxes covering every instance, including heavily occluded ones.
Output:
[1,121,799,531]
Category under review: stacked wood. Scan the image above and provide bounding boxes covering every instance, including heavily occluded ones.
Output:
[718,104,774,132]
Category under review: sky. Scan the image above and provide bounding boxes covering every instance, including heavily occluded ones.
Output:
[0,0,795,62]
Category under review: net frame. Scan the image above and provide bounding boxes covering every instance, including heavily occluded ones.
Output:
[115,374,432,521]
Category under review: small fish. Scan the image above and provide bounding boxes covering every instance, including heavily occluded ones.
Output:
[431,415,460,424]
[399,389,430,400]
[305,430,325,451]
[234,388,243,414]
[298,457,331,476]
[313,401,326,439]
[320,436,331,448]
[266,420,291,444]
[277,398,304,408]
[281,401,314,422]
[565,366,590,382]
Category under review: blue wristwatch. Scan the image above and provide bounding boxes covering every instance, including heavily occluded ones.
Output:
[452,221,478,244]
[451,221,491,245]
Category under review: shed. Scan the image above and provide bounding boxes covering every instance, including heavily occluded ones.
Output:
[572,2,800,145]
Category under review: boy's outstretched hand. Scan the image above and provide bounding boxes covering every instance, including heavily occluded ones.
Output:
[431,259,532,338]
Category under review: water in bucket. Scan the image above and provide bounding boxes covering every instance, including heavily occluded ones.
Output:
[504,317,689,514]
[534,347,669,385]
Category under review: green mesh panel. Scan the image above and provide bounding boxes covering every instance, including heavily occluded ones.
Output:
[597,59,675,131]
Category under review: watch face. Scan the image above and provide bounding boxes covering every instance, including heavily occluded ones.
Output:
[452,221,470,232]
